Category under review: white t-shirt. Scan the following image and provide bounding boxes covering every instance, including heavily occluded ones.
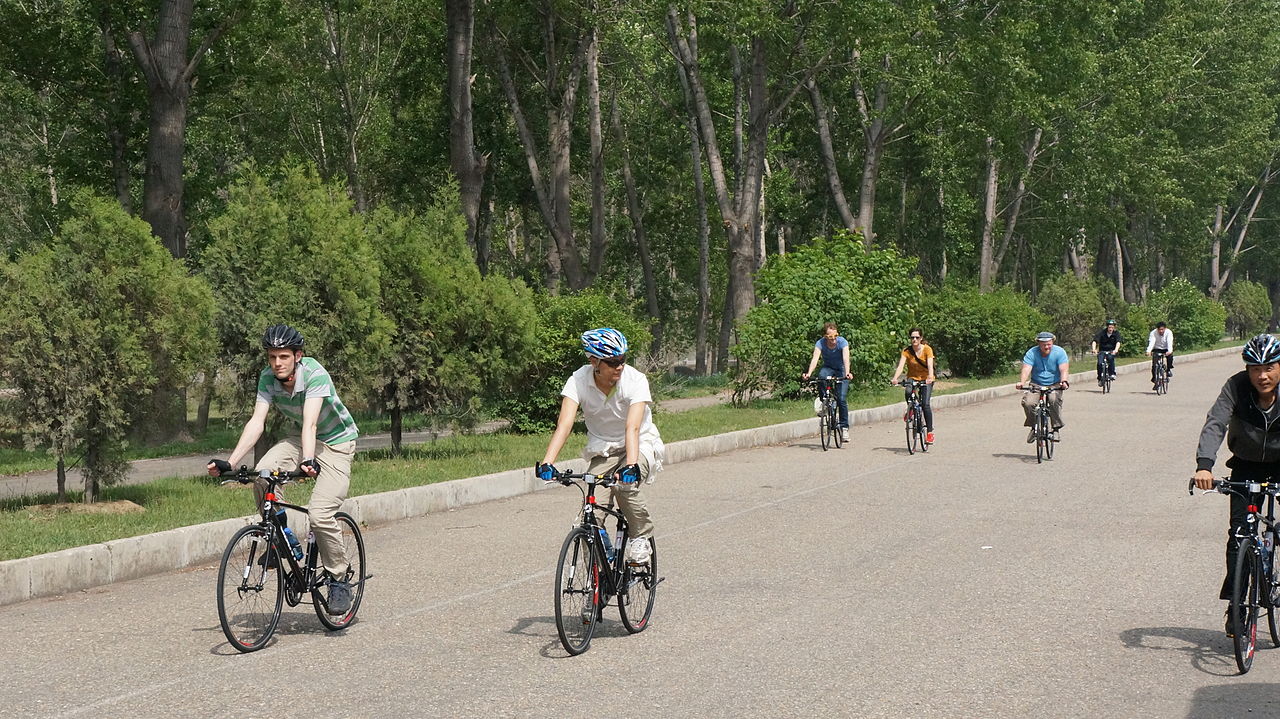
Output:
[1146,329,1174,353]
[561,364,665,478]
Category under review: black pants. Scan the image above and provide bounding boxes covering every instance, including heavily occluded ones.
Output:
[1221,465,1272,600]
[905,383,934,431]
[1150,351,1173,382]
[1096,353,1116,379]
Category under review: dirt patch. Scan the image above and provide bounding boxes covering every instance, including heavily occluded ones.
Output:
[23,500,145,517]
[932,380,962,391]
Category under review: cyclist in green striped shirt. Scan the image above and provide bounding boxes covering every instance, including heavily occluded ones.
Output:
[207,324,359,614]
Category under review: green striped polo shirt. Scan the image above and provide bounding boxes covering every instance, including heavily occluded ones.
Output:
[256,357,360,445]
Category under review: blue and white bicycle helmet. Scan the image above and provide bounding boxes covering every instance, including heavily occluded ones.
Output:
[1243,334,1280,365]
[581,327,628,358]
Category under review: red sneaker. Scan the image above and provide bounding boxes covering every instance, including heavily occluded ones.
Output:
[925,432,935,444]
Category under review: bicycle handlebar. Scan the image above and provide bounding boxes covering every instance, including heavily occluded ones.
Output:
[543,468,618,487]
[1022,383,1068,392]
[1188,475,1280,497]
[217,467,309,486]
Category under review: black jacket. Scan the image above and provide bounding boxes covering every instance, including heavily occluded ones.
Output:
[1197,370,1280,471]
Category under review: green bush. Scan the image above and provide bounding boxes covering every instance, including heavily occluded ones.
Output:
[1222,280,1272,338]
[0,193,214,500]
[501,292,652,433]
[368,184,536,446]
[1143,277,1227,349]
[200,164,392,405]
[918,284,1049,377]
[1037,275,1106,355]
[1093,278,1128,327]
[733,237,920,396]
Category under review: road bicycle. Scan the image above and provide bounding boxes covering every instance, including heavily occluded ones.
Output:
[806,376,843,451]
[1095,351,1116,394]
[1152,351,1171,395]
[898,379,929,454]
[1190,475,1280,674]
[544,468,660,656]
[215,467,367,652]
[1023,383,1066,464]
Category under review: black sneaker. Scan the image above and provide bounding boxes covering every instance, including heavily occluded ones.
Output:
[1226,608,1235,638]
[257,549,279,570]
[326,578,353,615]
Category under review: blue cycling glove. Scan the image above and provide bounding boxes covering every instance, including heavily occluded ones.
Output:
[536,462,557,481]
[617,463,641,484]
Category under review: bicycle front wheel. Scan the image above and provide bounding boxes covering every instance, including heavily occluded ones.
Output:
[830,406,843,449]
[915,413,928,454]
[313,512,367,630]
[1231,541,1261,674]
[555,528,600,655]
[619,537,657,634]
[217,525,283,653]
[819,412,830,451]
[904,411,915,455]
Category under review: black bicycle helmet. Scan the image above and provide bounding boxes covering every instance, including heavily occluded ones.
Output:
[1243,334,1280,365]
[261,324,305,350]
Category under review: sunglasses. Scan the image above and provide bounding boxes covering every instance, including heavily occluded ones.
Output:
[600,356,626,368]
[910,335,922,340]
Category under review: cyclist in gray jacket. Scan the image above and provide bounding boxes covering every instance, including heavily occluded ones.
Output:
[1193,334,1280,635]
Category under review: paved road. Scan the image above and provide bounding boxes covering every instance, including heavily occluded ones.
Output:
[2,354,1273,718]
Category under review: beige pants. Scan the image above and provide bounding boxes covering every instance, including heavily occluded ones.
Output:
[253,437,356,579]
[1021,390,1065,430]
[585,453,654,539]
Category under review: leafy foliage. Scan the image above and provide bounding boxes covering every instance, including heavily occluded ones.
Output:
[1036,275,1106,355]
[1222,280,1272,339]
[1142,277,1227,349]
[200,164,392,406]
[733,238,921,396]
[0,193,213,498]
[501,292,652,433]
[918,285,1049,377]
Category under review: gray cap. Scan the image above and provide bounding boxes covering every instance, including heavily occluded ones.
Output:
[1036,331,1056,342]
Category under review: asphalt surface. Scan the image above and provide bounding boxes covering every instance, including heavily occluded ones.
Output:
[2,354,1273,718]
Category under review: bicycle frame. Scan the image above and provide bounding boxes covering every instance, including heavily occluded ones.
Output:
[564,472,634,597]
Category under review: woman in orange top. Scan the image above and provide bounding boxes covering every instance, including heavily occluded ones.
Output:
[889,328,936,443]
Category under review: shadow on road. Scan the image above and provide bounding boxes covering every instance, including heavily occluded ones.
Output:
[1186,682,1280,718]
[1118,626,1238,677]
[206,609,339,656]
[791,441,837,453]
[509,614,632,659]
[990,452,1041,465]
[872,446,912,456]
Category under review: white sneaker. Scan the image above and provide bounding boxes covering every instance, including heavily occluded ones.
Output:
[841,428,850,442]
[625,537,651,565]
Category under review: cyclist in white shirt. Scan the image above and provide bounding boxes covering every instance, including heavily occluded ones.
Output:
[537,328,662,565]
[1146,321,1175,388]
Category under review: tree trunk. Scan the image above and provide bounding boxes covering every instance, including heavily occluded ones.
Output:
[1113,232,1125,302]
[390,404,402,457]
[672,28,712,376]
[993,127,1042,271]
[446,0,487,262]
[100,12,133,213]
[585,28,607,283]
[128,0,235,258]
[612,99,662,355]
[978,136,1000,292]
[56,455,67,504]
[1269,278,1280,332]
[195,370,214,435]
[806,78,857,233]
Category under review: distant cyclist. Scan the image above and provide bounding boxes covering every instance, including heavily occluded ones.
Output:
[1147,321,1174,389]
[1192,334,1280,636]
[889,327,936,444]
[207,324,358,615]
[537,328,661,566]
[1091,320,1123,384]
[802,322,853,443]
[1016,331,1069,442]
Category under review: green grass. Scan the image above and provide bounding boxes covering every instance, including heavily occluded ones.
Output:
[0,342,1243,560]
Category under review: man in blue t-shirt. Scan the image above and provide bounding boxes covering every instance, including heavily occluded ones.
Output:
[1016,331,1070,442]
[803,322,853,441]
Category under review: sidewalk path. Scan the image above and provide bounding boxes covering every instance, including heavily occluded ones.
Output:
[0,392,732,501]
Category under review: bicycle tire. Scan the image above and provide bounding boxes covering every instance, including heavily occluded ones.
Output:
[830,404,843,449]
[1045,419,1055,461]
[313,512,366,630]
[1231,541,1260,674]
[1268,543,1280,648]
[217,525,283,653]
[619,537,657,634]
[554,528,600,655]
[819,411,830,451]
[904,409,915,455]
[915,410,928,454]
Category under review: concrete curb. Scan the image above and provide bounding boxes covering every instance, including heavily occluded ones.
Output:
[0,345,1241,607]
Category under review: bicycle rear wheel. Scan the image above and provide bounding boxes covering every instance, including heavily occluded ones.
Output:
[830,405,843,449]
[217,525,283,653]
[819,412,830,451]
[915,412,928,454]
[313,512,366,630]
[1045,421,1055,460]
[1231,542,1261,674]
[1268,546,1280,647]
[619,537,657,634]
[555,528,600,655]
